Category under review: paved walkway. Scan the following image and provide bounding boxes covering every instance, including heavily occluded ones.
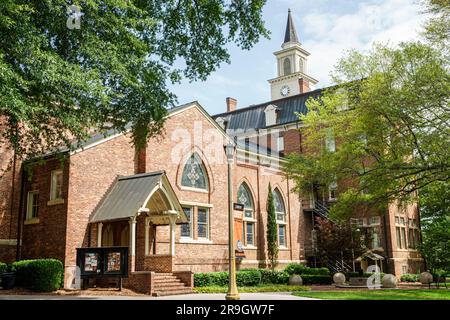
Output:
[0,292,317,300]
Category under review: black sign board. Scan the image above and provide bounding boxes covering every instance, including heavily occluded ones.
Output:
[233,203,244,211]
[76,247,128,289]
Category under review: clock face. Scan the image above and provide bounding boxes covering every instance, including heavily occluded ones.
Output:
[280,85,290,97]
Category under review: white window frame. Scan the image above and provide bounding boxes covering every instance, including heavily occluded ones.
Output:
[180,206,193,239]
[328,181,338,201]
[197,207,210,240]
[278,224,287,248]
[50,169,63,201]
[26,191,39,220]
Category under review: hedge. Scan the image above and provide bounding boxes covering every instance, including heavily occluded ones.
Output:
[0,262,7,275]
[400,274,420,282]
[284,263,330,276]
[194,270,261,287]
[344,272,386,280]
[301,274,333,285]
[11,259,63,292]
[259,269,289,285]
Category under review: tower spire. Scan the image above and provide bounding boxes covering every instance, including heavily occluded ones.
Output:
[283,9,299,46]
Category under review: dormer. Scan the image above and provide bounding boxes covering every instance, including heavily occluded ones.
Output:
[264,104,279,127]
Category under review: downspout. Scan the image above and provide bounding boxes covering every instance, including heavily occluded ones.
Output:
[9,147,17,242]
[15,162,26,261]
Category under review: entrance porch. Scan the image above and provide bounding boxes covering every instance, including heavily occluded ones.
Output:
[88,171,193,295]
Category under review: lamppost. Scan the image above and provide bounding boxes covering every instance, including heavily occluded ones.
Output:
[225,142,240,300]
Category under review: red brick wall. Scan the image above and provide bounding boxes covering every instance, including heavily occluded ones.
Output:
[19,157,70,263]
[0,142,21,262]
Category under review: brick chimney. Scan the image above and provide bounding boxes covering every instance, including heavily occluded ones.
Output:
[226,97,237,113]
[134,145,147,174]
[299,78,310,94]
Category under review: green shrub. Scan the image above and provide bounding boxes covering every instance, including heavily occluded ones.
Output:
[259,269,289,285]
[400,274,420,282]
[11,259,63,292]
[0,262,7,274]
[284,263,309,275]
[301,274,333,285]
[194,270,262,287]
[236,270,262,286]
[284,263,330,276]
[344,272,359,280]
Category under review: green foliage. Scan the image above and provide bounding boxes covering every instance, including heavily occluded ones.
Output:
[284,39,450,220]
[401,274,420,282]
[0,0,269,163]
[300,275,333,285]
[259,269,289,285]
[0,262,7,274]
[194,285,310,294]
[194,270,262,287]
[284,263,330,276]
[418,182,450,272]
[11,259,63,292]
[267,183,278,270]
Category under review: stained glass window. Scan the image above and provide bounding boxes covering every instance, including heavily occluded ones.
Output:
[273,189,285,222]
[238,183,255,246]
[181,153,208,190]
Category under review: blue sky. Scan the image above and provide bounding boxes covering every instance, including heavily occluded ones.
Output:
[168,0,427,115]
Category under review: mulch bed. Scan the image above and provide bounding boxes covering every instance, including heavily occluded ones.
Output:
[0,287,145,296]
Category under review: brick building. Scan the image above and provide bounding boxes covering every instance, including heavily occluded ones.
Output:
[0,9,423,294]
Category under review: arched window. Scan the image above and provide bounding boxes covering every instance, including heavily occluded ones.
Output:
[181,153,208,190]
[283,58,291,76]
[238,183,255,246]
[273,188,287,247]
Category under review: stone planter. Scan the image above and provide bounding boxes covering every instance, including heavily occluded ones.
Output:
[288,275,303,286]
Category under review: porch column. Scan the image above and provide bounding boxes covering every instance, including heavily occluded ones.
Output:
[129,216,137,271]
[97,222,103,247]
[144,217,150,255]
[169,215,177,256]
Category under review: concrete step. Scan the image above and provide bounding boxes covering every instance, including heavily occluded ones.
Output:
[153,282,187,289]
[153,288,193,297]
[153,278,182,283]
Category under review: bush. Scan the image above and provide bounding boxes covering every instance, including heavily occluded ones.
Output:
[0,262,7,274]
[259,269,289,285]
[11,259,63,292]
[400,274,420,282]
[236,270,262,286]
[301,275,333,285]
[284,263,330,276]
[194,270,262,287]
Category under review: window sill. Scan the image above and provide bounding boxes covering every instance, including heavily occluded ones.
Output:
[243,245,257,250]
[24,218,40,225]
[278,246,289,251]
[180,186,209,194]
[179,238,213,244]
[47,199,65,206]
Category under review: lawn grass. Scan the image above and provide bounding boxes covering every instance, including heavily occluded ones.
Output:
[293,289,450,300]
[194,285,310,293]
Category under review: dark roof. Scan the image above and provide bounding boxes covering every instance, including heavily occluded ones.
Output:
[90,171,166,223]
[213,89,323,132]
[284,9,299,44]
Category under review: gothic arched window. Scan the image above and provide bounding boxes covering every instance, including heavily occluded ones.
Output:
[181,153,209,190]
[283,58,291,76]
[273,188,287,247]
[238,182,255,246]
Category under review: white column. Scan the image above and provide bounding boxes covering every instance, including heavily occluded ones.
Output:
[97,223,103,247]
[169,216,176,256]
[129,217,137,257]
[145,217,150,255]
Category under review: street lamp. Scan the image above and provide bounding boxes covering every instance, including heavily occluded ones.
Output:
[225,142,240,300]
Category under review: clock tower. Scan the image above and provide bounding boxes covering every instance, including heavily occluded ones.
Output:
[269,9,318,100]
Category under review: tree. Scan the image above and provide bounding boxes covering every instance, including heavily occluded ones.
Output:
[422,0,449,55]
[0,0,269,165]
[314,217,367,269]
[266,183,278,270]
[284,40,449,220]
[417,181,450,272]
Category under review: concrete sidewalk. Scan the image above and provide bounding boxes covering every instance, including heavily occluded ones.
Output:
[0,292,318,300]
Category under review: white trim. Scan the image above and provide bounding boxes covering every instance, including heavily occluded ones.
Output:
[50,169,63,201]
[0,239,18,246]
[47,199,65,206]
[180,186,209,194]
[179,239,213,244]
[70,132,123,155]
[180,201,213,208]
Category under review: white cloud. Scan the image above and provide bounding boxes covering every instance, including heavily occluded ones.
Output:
[298,0,427,87]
